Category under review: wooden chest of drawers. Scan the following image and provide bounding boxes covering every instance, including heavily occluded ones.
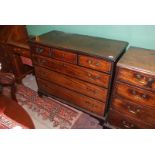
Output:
[29,31,128,119]
[106,47,155,128]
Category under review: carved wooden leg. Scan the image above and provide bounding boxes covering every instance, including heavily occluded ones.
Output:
[11,83,17,101]
[38,91,44,97]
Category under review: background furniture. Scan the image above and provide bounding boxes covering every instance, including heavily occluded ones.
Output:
[0,71,34,129]
[106,47,155,128]
[0,25,33,83]
[0,44,12,72]
[0,72,16,101]
[29,30,128,120]
[0,96,35,129]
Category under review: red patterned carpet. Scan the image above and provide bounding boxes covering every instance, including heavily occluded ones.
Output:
[15,85,102,129]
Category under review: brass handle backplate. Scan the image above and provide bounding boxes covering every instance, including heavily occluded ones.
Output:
[127,105,140,114]
[88,60,100,67]
[87,73,100,80]
[122,120,134,129]
[135,73,154,88]
[36,47,44,53]
[129,89,148,100]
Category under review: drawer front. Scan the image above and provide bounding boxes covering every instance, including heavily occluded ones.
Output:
[117,68,155,92]
[37,78,105,116]
[115,82,155,108]
[33,55,110,88]
[52,49,77,64]
[79,55,112,73]
[35,66,107,102]
[30,44,51,57]
[108,109,153,129]
[111,97,155,126]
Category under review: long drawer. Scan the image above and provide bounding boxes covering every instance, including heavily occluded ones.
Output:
[117,67,155,92]
[108,109,153,129]
[37,78,105,116]
[33,55,110,88]
[111,97,155,126]
[115,81,155,108]
[35,66,107,102]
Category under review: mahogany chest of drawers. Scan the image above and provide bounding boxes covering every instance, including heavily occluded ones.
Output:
[29,31,128,119]
[106,47,155,128]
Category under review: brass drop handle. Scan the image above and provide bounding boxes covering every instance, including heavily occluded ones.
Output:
[36,47,43,53]
[141,94,147,99]
[88,60,93,64]
[135,74,142,80]
[135,73,154,88]
[95,75,100,79]
[130,89,148,100]
[122,120,134,128]
[127,105,140,114]
[95,62,100,66]
[131,90,137,95]
[146,77,154,88]
[87,73,100,80]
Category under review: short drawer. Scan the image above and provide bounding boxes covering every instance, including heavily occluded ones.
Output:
[117,67,155,92]
[37,78,105,117]
[111,97,155,126]
[30,44,51,57]
[35,66,108,102]
[107,109,153,129]
[115,82,155,108]
[78,55,112,73]
[52,49,77,64]
[33,55,110,88]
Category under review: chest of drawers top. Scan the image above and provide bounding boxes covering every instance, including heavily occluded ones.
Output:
[30,30,128,61]
[118,47,155,75]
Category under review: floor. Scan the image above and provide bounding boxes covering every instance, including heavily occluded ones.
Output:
[22,74,38,92]
[22,74,56,128]
[21,74,102,129]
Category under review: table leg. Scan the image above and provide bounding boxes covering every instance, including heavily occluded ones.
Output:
[0,84,3,95]
[11,84,17,101]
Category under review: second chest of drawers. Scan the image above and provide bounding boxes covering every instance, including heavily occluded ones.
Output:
[30,31,128,119]
[106,47,155,128]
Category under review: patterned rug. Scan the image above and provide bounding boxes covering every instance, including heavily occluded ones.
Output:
[16,85,102,129]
